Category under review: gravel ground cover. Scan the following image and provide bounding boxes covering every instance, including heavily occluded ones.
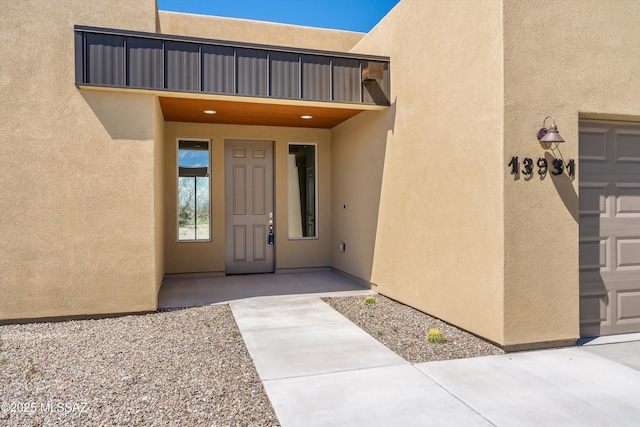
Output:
[0,305,279,427]
[323,294,504,363]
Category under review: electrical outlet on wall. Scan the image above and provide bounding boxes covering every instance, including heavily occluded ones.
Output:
[339,242,346,252]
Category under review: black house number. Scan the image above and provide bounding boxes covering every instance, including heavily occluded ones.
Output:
[508,156,575,177]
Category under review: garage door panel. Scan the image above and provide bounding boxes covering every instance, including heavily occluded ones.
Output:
[579,277,607,293]
[615,184,640,216]
[578,183,608,215]
[579,163,612,174]
[599,323,640,335]
[617,291,640,323]
[616,238,640,271]
[597,270,640,284]
[579,129,608,161]
[615,131,640,162]
[580,294,608,324]
[580,323,601,337]
[578,219,600,235]
[579,237,608,270]
[580,120,640,337]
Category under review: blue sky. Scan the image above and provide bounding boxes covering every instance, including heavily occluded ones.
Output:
[157,0,400,32]
[179,150,209,168]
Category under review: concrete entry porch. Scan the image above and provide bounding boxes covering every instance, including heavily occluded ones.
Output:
[157,269,372,309]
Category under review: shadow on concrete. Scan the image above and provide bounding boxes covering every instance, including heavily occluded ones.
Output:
[157,270,372,309]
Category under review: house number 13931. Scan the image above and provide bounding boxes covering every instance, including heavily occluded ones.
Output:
[508,156,575,177]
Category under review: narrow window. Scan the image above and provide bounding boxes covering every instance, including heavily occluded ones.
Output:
[178,140,210,241]
[288,144,317,238]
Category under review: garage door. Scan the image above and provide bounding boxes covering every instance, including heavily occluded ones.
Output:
[580,120,640,337]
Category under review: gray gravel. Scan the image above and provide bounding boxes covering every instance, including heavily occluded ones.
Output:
[323,295,504,363]
[0,305,279,426]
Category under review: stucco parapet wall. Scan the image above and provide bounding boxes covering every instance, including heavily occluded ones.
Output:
[157,11,364,52]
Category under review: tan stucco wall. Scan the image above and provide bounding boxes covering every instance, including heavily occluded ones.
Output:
[157,11,364,52]
[333,0,640,348]
[0,0,161,321]
[332,0,506,344]
[163,122,331,273]
[501,0,640,347]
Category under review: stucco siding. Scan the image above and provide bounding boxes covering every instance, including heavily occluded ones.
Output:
[157,11,364,52]
[332,0,506,344]
[0,0,159,321]
[502,0,640,347]
[330,110,390,281]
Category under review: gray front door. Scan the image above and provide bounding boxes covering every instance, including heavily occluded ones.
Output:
[225,140,274,274]
[579,120,640,336]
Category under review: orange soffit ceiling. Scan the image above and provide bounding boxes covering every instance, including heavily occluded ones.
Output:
[159,97,363,129]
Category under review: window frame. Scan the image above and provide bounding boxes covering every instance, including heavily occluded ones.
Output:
[287,142,319,240]
[176,138,212,243]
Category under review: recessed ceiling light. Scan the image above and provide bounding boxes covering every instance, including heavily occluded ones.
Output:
[203,110,217,114]
[301,115,313,119]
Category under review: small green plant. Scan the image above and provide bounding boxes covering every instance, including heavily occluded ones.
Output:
[377,331,384,337]
[204,321,211,328]
[392,327,398,333]
[194,303,201,308]
[426,329,446,344]
[363,296,376,305]
[27,356,34,366]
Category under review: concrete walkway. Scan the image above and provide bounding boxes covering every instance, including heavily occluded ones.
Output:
[230,294,640,427]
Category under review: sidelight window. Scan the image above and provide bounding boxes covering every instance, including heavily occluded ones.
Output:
[288,144,317,238]
[178,140,210,241]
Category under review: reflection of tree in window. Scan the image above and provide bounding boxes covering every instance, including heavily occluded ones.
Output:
[178,141,210,241]
[288,145,316,238]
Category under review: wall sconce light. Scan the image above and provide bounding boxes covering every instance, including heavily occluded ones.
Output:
[537,116,565,143]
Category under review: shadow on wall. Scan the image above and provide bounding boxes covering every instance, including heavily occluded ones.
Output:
[575,164,606,338]
[367,98,397,274]
[80,90,155,141]
[332,98,396,281]
[364,79,389,106]
[507,146,578,223]
[546,150,578,223]
[387,98,397,135]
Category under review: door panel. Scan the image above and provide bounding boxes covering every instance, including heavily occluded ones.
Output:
[233,225,246,262]
[580,121,640,336]
[233,165,246,215]
[253,165,266,215]
[253,225,266,261]
[225,140,274,274]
